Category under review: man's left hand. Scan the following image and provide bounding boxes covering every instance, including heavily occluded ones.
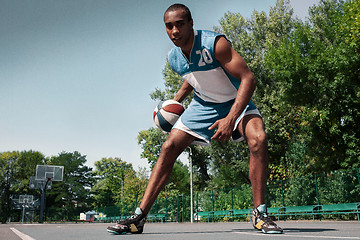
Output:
[208,117,235,141]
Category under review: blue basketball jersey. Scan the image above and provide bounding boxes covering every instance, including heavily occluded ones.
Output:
[168,30,260,144]
[168,30,241,103]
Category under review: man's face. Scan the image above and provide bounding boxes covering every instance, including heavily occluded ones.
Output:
[164,9,193,48]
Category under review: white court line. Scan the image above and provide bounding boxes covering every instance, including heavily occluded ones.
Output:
[234,231,360,239]
[10,227,36,240]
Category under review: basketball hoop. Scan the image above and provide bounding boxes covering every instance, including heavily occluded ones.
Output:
[33,165,64,223]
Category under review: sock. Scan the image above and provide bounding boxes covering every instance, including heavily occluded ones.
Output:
[257,204,267,216]
[135,207,143,215]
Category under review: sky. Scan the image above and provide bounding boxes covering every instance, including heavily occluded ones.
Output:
[0,0,319,171]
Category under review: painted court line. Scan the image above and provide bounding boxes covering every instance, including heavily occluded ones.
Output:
[10,227,36,240]
[234,231,360,239]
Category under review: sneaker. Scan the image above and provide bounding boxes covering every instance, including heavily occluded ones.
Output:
[107,207,146,235]
[251,204,283,234]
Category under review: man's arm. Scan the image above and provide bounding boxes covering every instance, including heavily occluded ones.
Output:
[173,80,193,103]
[209,36,256,141]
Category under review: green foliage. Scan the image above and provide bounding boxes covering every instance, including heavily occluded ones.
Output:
[188,145,212,190]
[2,0,359,221]
[207,141,251,189]
[265,0,360,171]
[91,157,151,217]
[195,186,253,213]
[92,157,136,208]
[46,151,95,221]
[137,127,191,197]
[137,128,167,168]
[168,160,190,194]
[214,0,301,174]
[121,167,148,214]
[342,0,360,46]
[318,169,360,204]
[285,175,318,206]
[267,168,360,209]
[0,150,45,223]
[138,0,360,199]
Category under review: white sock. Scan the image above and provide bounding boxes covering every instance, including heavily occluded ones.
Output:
[135,207,143,215]
[257,204,267,216]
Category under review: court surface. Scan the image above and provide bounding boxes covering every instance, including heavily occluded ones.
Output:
[2,221,360,240]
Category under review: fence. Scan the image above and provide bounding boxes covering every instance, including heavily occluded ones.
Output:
[97,168,360,222]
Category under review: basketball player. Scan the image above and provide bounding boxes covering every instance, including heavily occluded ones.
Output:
[107,3,283,234]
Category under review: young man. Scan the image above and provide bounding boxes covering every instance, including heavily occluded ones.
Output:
[107,3,283,235]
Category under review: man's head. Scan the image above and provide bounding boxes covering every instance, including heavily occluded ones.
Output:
[164,4,194,48]
[164,3,192,22]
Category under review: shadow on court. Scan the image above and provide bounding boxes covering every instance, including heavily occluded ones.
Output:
[129,227,337,235]
[231,227,336,233]
[282,227,336,233]
[143,229,234,235]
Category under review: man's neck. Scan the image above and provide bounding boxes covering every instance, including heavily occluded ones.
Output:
[181,30,194,60]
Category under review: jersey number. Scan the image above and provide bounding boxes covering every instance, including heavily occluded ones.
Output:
[196,48,213,67]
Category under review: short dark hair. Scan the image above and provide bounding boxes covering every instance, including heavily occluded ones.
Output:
[164,3,192,21]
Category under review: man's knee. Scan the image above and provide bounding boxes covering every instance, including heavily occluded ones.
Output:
[161,139,177,153]
[247,130,267,153]
[160,137,186,158]
[161,130,194,155]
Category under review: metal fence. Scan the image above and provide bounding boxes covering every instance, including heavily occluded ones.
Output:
[97,168,360,222]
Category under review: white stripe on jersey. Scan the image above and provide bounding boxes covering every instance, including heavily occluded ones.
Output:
[183,67,238,103]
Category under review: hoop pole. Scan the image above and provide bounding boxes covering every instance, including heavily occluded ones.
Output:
[189,147,193,223]
[39,177,51,223]
[22,205,25,224]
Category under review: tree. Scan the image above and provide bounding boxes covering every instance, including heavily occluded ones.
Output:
[121,167,148,212]
[265,0,360,172]
[188,145,212,190]
[138,0,302,189]
[0,151,20,223]
[0,150,45,223]
[139,0,359,198]
[214,0,298,177]
[46,151,95,221]
[92,157,140,208]
[137,128,167,168]
[208,141,251,189]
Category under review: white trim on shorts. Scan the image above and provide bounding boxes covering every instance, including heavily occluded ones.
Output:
[173,108,261,146]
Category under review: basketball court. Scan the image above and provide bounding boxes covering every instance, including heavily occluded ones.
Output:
[2,221,360,240]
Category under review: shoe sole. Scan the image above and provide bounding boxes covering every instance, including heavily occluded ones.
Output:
[107,229,143,235]
[107,229,128,235]
[261,229,283,234]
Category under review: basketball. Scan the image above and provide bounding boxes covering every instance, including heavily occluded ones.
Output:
[153,100,185,132]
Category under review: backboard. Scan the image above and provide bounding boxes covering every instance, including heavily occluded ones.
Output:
[29,176,52,190]
[11,194,40,210]
[35,165,64,181]
[19,195,34,204]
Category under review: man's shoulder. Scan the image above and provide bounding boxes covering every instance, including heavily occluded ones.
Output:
[167,47,182,66]
[167,47,185,74]
[196,30,225,50]
[197,30,222,37]
[168,46,180,57]
[197,30,224,41]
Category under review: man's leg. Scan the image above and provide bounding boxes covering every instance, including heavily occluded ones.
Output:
[239,114,268,207]
[239,114,283,234]
[107,129,195,235]
[140,129,196,215]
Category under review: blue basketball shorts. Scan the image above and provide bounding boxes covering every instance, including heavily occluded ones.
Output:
[173,95,261,145]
